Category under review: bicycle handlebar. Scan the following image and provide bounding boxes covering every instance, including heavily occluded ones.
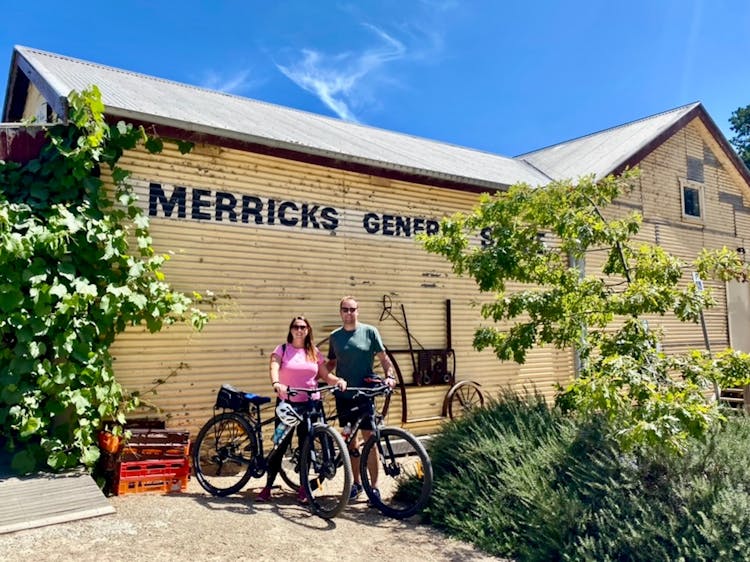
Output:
[286,385,340,398]
[344,385,392,398]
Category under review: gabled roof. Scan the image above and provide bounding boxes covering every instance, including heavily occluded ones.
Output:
[4,46,749,192]
[516,102,750,187]
[3,46,550,191]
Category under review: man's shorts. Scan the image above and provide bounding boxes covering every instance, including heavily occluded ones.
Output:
[335,394,375,430]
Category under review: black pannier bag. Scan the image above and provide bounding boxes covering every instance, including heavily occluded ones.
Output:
[215,384,248,411]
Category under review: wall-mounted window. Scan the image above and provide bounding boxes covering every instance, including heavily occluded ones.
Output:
[680,179,704,221]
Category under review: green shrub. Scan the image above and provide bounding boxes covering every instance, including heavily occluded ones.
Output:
[428,393,750,561]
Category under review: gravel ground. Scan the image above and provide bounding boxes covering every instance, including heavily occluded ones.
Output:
[0,477,506,562]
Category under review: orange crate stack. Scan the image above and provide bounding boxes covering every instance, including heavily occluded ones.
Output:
[114,457,190,496]
[99,423,193,496]
[120,429,190,462]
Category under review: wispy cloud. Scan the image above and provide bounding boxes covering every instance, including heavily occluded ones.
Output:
[199,69,260,94]
[679,0,703,101]
[276,24,406,122]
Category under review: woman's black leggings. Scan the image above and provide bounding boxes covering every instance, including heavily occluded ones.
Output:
[265,401,310,488]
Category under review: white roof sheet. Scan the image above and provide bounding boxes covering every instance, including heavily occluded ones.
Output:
[515,103,701,180]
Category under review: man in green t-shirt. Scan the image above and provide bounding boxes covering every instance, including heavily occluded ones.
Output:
[327,296,397,502]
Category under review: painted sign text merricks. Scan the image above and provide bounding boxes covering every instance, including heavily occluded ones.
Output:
[147,182,443,239]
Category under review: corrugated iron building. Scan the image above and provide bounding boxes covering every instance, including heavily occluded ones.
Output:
[4,46,750,435]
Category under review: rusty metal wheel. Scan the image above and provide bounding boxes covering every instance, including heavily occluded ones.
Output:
[443,380,484,420]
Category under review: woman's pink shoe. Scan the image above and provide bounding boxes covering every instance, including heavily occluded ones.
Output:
[296,486,308,504]
[256,487,272,502]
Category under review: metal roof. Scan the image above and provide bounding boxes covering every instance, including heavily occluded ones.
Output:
[515,103,702,180]
[5,46,550,190]
[6,47,748,192]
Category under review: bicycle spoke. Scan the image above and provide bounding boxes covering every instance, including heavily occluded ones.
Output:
[300,425,352,519]
[279,445,301,490]
[360,427,433,519]
[193,413,257,496]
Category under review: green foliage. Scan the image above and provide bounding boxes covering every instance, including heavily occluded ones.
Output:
[0,86,207,473]
[428,395,750,561]
[421,171,750,453]
[729,104,750,169]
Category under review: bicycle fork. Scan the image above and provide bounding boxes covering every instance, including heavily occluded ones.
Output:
[375,432,424,479]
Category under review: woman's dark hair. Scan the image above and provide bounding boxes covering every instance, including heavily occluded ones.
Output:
[286,316,316,361]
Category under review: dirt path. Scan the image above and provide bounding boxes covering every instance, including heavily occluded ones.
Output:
[0,478,505,561]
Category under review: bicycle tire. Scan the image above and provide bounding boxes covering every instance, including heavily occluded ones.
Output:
[193,412,258,496]
[279,444,300,490]
[360,427,433,519]
[299,424,352,519]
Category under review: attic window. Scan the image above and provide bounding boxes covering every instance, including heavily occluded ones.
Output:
[680,179,704,221]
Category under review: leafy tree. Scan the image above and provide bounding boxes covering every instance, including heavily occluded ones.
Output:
[421,171,750,453]
[0,86,206,473]
[729,104,750,169]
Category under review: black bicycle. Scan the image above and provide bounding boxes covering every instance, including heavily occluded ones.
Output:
[334,381,433,519]
[192,384,353,519]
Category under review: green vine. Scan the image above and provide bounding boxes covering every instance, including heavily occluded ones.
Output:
[0,86,206,474]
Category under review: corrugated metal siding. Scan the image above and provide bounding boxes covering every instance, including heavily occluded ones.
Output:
[591,118,745,358]
[95,115,750,439]
[108,144,563,438]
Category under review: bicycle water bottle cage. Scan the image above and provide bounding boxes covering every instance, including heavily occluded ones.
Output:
[276,402,303,427]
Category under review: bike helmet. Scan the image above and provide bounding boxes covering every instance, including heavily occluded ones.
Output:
[275,401,302,427]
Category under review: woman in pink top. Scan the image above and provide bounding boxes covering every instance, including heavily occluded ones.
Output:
[256,316,346,503]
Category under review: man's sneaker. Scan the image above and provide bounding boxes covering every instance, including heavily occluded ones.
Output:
[349,482,363,500]
[296,486,308,504]
[367,488,381,507]
[255,486,272,502]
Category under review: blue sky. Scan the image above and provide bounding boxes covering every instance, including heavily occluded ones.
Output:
[2,0,749,157]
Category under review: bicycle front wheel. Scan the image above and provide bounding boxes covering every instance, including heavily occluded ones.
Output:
[360,427,433,519]
[279,444,300,490]
[192,412,257,496]
[299,424,352,519]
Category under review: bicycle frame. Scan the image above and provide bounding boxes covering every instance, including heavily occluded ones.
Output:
[275,387,334,463]
[245,387,333,477]
[337,384,389,447]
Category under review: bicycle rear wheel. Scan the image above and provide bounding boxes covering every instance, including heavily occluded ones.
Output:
[360,427,433,519]
[300,424,352,519]
[193,412,257,496]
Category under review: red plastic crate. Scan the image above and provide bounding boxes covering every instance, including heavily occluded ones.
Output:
[120,429,190,462]
[114,458,190,496]
[116,474,189,496]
